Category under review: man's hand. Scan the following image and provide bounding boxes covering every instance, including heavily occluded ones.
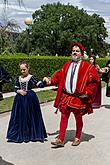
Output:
[43,77,51,85]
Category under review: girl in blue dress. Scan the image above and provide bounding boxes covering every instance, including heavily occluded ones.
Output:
[7,61,47,143]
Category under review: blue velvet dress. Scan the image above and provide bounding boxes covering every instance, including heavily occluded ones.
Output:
[7,74,47,143]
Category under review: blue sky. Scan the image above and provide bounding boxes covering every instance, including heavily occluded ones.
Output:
[0,0,110,43]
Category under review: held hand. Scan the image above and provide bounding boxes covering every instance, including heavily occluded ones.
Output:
[105,67,109,72]
[17,89,27,96]
[43,77,51,85]
[101,67,109,73]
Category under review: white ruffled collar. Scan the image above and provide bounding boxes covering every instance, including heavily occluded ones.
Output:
[19,74,32,82]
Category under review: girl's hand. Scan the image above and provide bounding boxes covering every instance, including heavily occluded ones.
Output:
[17,89,27,96]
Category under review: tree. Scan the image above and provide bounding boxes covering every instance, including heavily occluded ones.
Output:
[0,19,20,54]
[0,0,22,54]
[15,2,108,57]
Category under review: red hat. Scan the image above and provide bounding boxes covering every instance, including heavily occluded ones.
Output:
[70,42,86,56]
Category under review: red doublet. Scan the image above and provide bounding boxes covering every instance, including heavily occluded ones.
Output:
[50,60,100,115]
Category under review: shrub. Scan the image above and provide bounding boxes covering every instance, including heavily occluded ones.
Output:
[0,55,109,92]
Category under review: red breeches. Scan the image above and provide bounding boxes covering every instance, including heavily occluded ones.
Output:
[59,110,83,141]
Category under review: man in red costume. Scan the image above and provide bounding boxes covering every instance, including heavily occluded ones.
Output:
[43,42,100,148]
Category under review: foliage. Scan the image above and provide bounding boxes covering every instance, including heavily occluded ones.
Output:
[15,2,108,57]
[0,55,109,92]
[0,1,21,55]
[0,55,70,92]
[96,58,110,67]
[0,19,20,54]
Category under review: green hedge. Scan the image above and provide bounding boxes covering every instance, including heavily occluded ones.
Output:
[0,55,109,92]
[0,56,70,92]
[96,58,109,67]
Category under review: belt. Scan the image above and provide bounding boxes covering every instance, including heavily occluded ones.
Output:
[62,89,81,97]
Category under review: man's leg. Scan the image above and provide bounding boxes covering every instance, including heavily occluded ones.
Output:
[51,111,70,147]
[72,112,83,146]
[59,111,70,141]
[74,112,83,139]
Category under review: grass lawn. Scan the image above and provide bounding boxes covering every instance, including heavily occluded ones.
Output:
[0,81,106,114]
[0,89,57,114]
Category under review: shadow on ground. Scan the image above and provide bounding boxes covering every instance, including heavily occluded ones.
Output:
[0,156,14,165]
[48,129,95,144]
[101,104,110,109]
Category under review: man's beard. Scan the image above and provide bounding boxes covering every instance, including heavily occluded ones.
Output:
[72,55,83,62]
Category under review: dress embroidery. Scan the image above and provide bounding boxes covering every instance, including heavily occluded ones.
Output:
[19,74,32,91]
